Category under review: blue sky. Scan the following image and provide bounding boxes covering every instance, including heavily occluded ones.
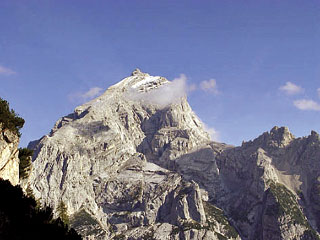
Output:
[0,0,319,147]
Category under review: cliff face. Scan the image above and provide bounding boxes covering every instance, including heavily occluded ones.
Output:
[213,127,320,240]
[27,70,320,240]
[0,123,19,186]
[28,70,238,239]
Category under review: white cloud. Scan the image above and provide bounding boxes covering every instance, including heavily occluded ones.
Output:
[128,74,219,108]
[81,87,103,99]
[0,65,16,75]
[293,99,320,111]
[203,123,219,141]
[69,87,103,102]
[200,79,218,94]
[188,83,197,92]
[128,74,188,108]
[279,82,303,95]
[317,88,320,98]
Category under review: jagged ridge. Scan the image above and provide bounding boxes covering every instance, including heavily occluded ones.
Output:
[26,70,320,240]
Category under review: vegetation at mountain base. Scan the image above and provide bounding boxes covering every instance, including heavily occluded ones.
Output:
[0,97,24,136]
[70,209,99,229]
[18,148,33,180]
[58,200,70,225]
[267,182,307,225]
[70,209,104,237]
[203,201,239,239]
[170,202,239,238]
[25,184,41,209]
[0,179,82,240]
[267,181,320,240]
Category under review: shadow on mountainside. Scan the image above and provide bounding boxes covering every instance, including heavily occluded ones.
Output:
[0,179,82,240]
[136,116,320,238]
[73,121,110,137]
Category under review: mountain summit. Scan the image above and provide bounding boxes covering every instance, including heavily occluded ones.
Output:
[27,70,223,239]
[26,70,320,240]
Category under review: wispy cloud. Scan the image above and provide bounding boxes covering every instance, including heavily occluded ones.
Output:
[69,87,103,103]
[203,123,219,141]
[279,82,303,95]
[127,74,220,108]
[128,74,188,108]
[200,79,219,94]
[293,99,320,111]
[0,65,16,75]
[188,83,197,92]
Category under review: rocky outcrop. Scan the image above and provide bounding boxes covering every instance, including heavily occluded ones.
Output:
[27,70,320,239]
[28,70,238,239]
[213,127,320,239]
[0,123,19,185]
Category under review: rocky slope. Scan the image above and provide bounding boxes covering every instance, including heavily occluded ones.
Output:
[27,69,239,239]
[215,127,320,239]
[27,69,320,239]
[0,122,19,185]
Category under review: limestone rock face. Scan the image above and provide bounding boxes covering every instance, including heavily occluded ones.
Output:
[0,123,19,185]
[27,70,320,239]
[28,70,238,239]
[214,127,320,240]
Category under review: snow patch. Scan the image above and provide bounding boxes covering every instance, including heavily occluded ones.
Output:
[131,76,160,89]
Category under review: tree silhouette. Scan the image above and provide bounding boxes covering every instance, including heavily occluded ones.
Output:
[18,148,33,180]
[57,200,70,225]
[0,98,24,136]
[0,179,82,240]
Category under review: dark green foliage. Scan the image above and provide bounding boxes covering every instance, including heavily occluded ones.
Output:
[169,202,239,238]
[25,184,41,209]
[0,98,24,136]
[18,148,33,179]
[267,181,320,240]
[70,209,99,229]
[57,201,69,225]
[0,179,82,240]
[203,202,239,238]
[70,209,103,236]
[268,182,306,225]
[25,184,35,199]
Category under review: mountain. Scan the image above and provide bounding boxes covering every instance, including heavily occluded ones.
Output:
[215,126,320,239]
[27,69,320,240]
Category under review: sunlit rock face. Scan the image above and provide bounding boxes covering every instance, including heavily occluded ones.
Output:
[0,123,19,186]
[27,70,320,240]
[28,70,240,239]
[215,127,320,240]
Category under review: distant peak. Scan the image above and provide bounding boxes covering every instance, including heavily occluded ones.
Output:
[131,68,143,76]
[308,130,320,142]
[311,130,319,136]
[247,126,295,148]
[270,126,291,135]
[269,126,294,147]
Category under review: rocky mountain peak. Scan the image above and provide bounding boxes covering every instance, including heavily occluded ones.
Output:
[131,68,143,76]
[269,126,294,144]
[105,69,170,98]
[27,70,214,239]
[248,126,295,149]
[309,130,320,142]
[25,70,320,239]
